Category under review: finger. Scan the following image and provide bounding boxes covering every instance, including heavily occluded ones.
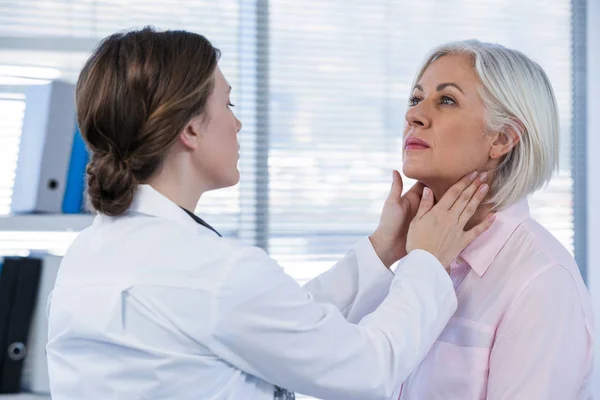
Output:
[388,170,403,198]
[462,213,495,246]
[406,181,425,198]
[458,181,490,225]
[437,171,479,210]
[403,181,425,214]
[450,171,488,218]
[415,187,434,219]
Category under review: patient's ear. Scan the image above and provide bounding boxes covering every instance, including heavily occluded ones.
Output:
[489,119,522,160]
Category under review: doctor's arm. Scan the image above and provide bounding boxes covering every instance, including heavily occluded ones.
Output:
[485,266,592,400]
[302,171,424,323]
[302,171,490,324]
[301,237,395,324]
[207,245,455,400]
[205,174,493,400]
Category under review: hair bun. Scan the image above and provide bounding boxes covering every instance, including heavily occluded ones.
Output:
[86,152,138,216]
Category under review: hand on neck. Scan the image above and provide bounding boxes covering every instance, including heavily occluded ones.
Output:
[426,174,494,232]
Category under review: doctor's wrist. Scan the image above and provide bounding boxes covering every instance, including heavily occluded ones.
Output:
[368,234,398,269]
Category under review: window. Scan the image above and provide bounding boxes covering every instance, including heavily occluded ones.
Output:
[0,0,574,285]
[267,0,573,282]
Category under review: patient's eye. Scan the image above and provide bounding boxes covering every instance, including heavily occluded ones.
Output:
[440,95,456,106]
[408,96,422,107]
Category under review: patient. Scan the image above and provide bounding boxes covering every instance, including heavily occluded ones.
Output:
[399,40,594,399]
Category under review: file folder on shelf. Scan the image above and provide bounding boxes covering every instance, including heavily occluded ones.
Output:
[0,258,42,393]
[11,80,90,214]
[62,126,89,214]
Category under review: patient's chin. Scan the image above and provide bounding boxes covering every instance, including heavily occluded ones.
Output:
[402,164,429,182]
[402,168,452,193]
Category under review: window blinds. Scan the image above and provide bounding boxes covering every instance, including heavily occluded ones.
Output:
[0,0,574,287]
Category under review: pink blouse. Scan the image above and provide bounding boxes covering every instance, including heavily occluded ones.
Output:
[398,199,594,400]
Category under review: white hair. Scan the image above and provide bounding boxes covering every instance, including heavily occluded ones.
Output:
[411,40,560,210]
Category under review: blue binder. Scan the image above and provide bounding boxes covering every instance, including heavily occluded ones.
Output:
[61,126,89,214]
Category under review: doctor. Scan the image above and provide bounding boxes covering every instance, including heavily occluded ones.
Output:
[46,27,494,400]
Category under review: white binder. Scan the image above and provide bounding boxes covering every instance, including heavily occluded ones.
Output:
[11,80,77,214]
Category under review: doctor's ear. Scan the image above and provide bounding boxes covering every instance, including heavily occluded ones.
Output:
[180,115,204,150]
[489,120,522,160]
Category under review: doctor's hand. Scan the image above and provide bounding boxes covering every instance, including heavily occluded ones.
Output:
[406,171,495,271]
[369,170,424,268]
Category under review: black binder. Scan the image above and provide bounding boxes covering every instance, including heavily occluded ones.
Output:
[0,259,19,383]
[0,257,42,393]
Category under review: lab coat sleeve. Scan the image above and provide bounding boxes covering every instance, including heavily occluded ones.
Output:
[205,245,457,400]
[302,237,394,324]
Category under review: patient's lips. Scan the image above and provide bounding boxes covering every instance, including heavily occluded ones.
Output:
[404,137,431,151]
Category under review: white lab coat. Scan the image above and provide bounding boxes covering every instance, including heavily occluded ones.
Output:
[46,184,457,400]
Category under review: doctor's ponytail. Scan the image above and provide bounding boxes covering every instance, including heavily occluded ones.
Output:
[76,26,220,216]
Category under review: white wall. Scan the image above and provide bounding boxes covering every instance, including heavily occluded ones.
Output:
[588,0,600,396]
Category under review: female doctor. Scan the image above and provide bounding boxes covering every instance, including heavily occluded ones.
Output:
[46,27,494,400]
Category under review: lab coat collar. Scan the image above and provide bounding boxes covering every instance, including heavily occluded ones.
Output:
[124,184,217,236]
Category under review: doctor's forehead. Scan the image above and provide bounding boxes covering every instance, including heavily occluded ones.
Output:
[212,66,231,91]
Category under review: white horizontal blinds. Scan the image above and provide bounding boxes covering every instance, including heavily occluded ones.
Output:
[269,0,406,282]
[0,0,576,270]
[269,0,573,284]
[0,0,250,255]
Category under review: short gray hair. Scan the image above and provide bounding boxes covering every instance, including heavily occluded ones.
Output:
[411,40,559,210]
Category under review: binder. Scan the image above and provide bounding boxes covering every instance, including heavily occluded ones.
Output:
[0,258,42,393]
[21,255,61,393]
[11,80,77,214]
[62,126,90,214]
[0,259,19,383]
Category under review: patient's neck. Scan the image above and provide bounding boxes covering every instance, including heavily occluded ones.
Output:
[429,180,493,232]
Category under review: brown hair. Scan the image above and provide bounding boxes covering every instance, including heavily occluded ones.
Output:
[76,26,220,216]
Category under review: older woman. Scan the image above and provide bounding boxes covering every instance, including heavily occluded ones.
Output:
[399,40,594,399]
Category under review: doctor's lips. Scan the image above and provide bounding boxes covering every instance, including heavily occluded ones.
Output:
[404,137,431,150]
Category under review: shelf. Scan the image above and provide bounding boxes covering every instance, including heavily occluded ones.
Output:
[0,214,94,232]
